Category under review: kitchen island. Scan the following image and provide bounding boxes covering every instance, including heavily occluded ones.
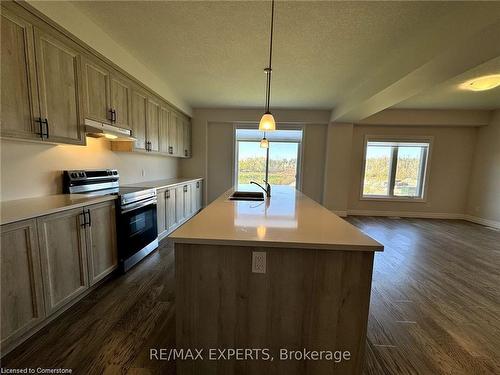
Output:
[170,186,383,375]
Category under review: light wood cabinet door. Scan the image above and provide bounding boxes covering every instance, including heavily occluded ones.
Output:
[175,185,185,223]
[146,97,161,152]
[159,106,170,154]
[190,182,197,215]
[195,180,203,211]
[34,27,84,145]
[85,202,117,286]
[166,188,177,232]
[82,56,111,124]
[37,208,88,315]
[168,111,178,156]
[131,88,147,151]
[183,119,191,158]
[176,115,184,157]
[183,184,192,218]
[110,73,132,130]
[1,219,45,352]
[157,188,167,236]
[0,8,40,140]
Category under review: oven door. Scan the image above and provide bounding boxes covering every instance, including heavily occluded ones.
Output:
[118,197,158,260]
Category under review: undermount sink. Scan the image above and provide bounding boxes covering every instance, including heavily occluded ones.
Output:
[228,191,265,201]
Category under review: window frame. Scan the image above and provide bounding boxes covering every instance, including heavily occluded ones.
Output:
[233,124,305,189]
[359,135,433,202]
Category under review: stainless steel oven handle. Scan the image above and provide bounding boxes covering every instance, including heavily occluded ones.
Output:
[121,197,157,214]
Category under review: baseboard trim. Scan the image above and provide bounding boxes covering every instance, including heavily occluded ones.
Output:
[344,210,500,229]
[332,210,348,217]
[346,210,464,219]
[463,215,500,229]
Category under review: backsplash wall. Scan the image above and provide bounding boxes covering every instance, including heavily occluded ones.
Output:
[0,137,178,201]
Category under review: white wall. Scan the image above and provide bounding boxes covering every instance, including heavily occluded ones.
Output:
[181,108,330,204]
[322,110,492,218]
[0,138,178,201]
[466,110,500,223]
[347,125,476,215]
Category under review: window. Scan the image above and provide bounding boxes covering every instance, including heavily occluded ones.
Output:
[235,128,303,187]
[361,139,430,200]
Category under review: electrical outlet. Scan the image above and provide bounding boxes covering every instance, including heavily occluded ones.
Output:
[252,251,266,274]
[141,168,146,177]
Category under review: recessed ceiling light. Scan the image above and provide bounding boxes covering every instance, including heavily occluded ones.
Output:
[460,74,500,91]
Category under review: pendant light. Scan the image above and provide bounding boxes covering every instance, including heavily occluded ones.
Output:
[259,0,276,132]
[260,133,269,148]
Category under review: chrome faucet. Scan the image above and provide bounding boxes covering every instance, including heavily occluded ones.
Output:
[250,180,271,198]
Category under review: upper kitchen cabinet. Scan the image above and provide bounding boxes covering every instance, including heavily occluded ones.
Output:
[170,111,192,158]
[33,27,84,145]
[1,2,191,152]
[159,105,171,155]
[0,7,40,141]
[82,55,133,130]
[1,5,84,145]
[183,117,192,158]
[81,56,111,124]
[146,96,161,152]
[110,73,132,130]
[130,87,148,151]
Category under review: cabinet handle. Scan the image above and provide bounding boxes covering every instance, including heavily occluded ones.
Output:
[42,118,49,138]
[168,146,173,154]
[184,149,188,157]
[35,117,44,138]
[183,185,187,193]
[109,108,116,122]
[80,211,87,227]
[86,209,92,227]
[166,190,170,199]
[112,109,117,123]
[196,181,199,188]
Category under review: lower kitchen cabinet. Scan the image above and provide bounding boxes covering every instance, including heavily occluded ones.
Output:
[166,188,177,233]
[194,180,203,212]
[0,199,118,354]
[86,201,117,286]
[0,219,45,352]
[175,185,186,224]
[183,184,192,218]
[37,207,89,315]
[157,187,178,240]
[157,180,203,240]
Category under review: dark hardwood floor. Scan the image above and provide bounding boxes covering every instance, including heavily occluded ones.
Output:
[2,217,499,374]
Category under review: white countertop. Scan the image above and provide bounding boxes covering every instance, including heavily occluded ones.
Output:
[123,177,202,190]
[1,194,117,226]
[170,186,384,252]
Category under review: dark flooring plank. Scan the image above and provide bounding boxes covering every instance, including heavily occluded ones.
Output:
[2,219,499,375]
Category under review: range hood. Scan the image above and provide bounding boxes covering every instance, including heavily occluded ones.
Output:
[85,118,136,141]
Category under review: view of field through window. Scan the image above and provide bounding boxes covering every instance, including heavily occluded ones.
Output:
[363,141,428,198]
[237,142,299,186]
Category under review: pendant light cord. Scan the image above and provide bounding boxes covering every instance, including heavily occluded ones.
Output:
[265,0,275,113]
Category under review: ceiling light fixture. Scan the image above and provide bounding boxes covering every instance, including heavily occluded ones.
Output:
[259,0,276,132]
[260,134,269,148]
[460,74,500,91]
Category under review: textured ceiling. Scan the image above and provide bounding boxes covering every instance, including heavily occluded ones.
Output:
[396,56,500,110]
[71,1,500,111]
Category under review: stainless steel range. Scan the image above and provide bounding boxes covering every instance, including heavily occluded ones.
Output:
[63,169,158,272]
